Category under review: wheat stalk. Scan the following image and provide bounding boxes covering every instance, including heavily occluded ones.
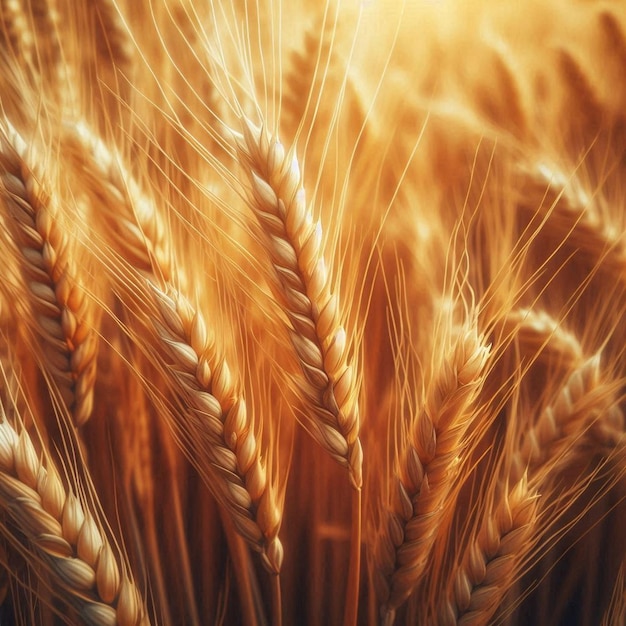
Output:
[147,282,283,574]
[474,40,528,137]
[513,353,624,483]
[29,0,63,88]
[91,0,134,71]
[231,117,363,491]
[0,119,98,427]
[0,415,146,625]
[517,162,626,280]
[376,322,491,623]
[599,9,626,88]
[230,115,365,625]
[555,47,603,133]
[62,121,171,280]
[498,308,584,371]
[438,477,539,626]
[0,0,34,68]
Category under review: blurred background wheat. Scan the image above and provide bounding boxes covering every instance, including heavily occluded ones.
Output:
[0,0,624,624]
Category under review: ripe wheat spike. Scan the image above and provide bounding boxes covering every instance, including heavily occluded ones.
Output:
[0,1,623,625]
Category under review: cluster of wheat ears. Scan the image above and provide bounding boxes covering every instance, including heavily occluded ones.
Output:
[0,0,624,624]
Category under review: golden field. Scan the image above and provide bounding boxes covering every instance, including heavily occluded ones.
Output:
[0,1,624,624]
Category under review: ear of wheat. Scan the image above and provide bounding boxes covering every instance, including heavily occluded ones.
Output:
[0,1,623,625]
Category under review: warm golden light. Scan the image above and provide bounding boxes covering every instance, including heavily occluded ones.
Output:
[0,1,623,624]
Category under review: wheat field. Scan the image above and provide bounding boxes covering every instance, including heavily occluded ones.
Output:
[0,0,624,624]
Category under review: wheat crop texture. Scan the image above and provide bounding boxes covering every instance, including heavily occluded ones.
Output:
[0,0,623,625]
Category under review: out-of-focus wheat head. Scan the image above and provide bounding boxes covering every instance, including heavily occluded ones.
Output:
[0,0,624,624]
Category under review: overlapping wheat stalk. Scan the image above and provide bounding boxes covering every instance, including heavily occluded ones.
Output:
[513,353,624,483]
[62,121,284,577]
[230,116,363,625]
